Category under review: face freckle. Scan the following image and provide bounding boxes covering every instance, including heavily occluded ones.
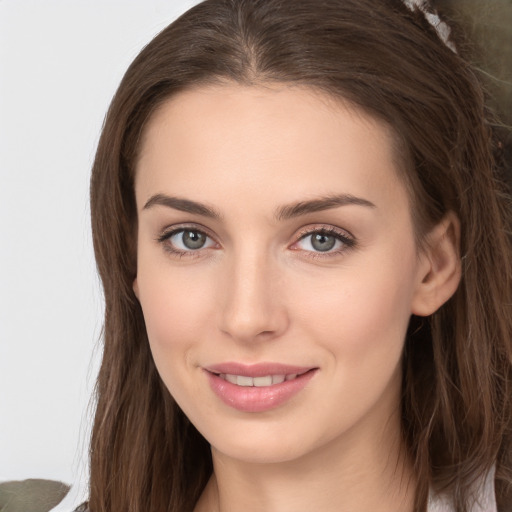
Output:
[133,83,425,466]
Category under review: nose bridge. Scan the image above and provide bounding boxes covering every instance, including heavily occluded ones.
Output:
[218,243,287,342]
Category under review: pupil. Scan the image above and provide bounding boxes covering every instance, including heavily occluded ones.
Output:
[311,233,336,252]
[183,231,206,249]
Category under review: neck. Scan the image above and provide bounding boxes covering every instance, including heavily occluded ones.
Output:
[194,410,416,512]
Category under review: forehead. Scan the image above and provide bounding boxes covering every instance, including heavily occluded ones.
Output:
[135,83,408,214]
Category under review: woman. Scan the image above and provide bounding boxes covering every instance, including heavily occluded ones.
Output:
[86,0,512,511]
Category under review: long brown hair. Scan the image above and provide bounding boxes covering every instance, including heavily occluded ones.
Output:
[89,1,512,510]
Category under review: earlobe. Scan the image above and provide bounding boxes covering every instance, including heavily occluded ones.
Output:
[411,212,462,317]
[133,277,140,300]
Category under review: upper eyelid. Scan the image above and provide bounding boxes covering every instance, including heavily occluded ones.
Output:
[295,224,355,241]
[158,223,353,241]
[158,223,215,240]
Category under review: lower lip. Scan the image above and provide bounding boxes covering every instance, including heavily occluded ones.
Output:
[205,370,317,413]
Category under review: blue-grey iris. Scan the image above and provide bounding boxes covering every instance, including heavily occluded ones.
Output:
[311,233,336,252]
[182,230,206,249]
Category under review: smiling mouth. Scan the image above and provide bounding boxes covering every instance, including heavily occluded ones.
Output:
[205,367,318,412]
[212,372,307,387]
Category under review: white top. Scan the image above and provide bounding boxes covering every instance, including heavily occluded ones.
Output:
[428,467,497,512]
[50,483,88,512]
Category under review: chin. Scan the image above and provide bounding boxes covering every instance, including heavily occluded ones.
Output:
[201,418,331,466]
[211,439,305,465]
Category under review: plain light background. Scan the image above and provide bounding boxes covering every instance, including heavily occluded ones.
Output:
[0,0,200,505]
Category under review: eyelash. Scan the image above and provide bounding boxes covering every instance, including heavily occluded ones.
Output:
[156,224,356,260]
[293,226,356,260]
[157,225,216,259]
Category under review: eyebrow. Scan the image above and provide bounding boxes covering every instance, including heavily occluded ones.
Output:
[143,194,222,219]
[275,194,376,220]
[143,193,376,220]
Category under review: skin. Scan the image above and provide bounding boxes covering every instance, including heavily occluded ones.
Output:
[133,83,461,512]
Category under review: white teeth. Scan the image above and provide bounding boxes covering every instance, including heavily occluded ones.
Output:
[253,376,272,387]
[237,375,253,387]
[272,375,285,384]
[225,374,238,385]
[221,374,298,386]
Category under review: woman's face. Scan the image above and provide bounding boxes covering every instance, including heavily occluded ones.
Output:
[133,84,430,464]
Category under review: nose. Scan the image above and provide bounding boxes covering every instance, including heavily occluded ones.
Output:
[217,249,289,344]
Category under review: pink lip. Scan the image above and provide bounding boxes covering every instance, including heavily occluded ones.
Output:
[204,362,317,413]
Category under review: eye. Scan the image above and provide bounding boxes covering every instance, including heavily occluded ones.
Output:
[158,227,217,254]
[293,227,356,255]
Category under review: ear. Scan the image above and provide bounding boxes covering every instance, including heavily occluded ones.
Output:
[411,212,462,317]
[133,277,140,300]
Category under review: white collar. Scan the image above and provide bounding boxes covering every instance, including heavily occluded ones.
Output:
[428,467,497,512]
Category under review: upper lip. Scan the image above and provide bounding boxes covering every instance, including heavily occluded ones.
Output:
[204,362,315,377]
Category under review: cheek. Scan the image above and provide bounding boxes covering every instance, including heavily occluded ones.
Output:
[136,260,216,382]
[293,248,418,367]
